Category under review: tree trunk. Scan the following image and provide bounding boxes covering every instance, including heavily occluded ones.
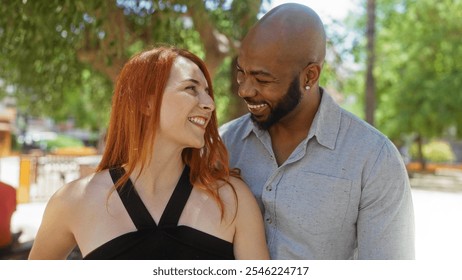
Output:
[365,0,376,126]
[416,134,427,171]
[183,0,229,78]
[77,50,125,84]
[226,56,250,122]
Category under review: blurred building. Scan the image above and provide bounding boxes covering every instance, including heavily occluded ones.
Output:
[0,99,16,157]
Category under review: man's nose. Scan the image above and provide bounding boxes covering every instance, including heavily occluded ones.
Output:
[237,79,257,99]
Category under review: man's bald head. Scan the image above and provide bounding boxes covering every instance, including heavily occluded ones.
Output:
[242,3,326,69]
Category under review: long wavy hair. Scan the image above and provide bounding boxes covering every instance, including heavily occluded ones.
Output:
[97,46,237,216]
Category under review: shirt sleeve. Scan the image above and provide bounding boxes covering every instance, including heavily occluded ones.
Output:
[357,140,415,259]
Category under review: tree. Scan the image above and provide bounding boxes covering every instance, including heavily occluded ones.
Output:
[0,0,264,130]
[365,0,376,125]
[343,0,462,167]
[373,0,462,167]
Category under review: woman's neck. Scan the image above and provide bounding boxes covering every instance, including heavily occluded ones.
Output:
[131,140,185,193]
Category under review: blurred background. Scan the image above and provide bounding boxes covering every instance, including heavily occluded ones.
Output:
[0,0,461,260]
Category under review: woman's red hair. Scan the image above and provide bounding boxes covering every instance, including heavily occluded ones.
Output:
[97,46,236,215]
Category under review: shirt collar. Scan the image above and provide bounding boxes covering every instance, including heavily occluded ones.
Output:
[240,87,342,150]
[309,88,341,150]
[240,114,255,140]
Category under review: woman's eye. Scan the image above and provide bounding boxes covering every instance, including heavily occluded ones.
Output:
[185,86,198,95]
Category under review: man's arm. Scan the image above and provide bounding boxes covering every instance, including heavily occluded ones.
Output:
[357,141,415,259]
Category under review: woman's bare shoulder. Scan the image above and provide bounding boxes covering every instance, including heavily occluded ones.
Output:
[215,175,258,219]
[48,169,114,211]
[219,175,254,202]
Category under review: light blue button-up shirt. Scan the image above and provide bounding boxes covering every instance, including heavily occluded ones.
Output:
[219,90,415,259]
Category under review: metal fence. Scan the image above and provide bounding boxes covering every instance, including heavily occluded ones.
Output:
[28,156,81,202]
[19,155,100,203]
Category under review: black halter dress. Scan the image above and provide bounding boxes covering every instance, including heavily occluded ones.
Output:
[83,166,235,260]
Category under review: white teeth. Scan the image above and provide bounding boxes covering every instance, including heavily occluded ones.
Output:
[188,117,206,126]
[247,103,267,109]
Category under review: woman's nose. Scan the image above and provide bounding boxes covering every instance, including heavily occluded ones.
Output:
[199,93,215,112]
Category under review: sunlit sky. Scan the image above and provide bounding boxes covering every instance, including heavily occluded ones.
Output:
[265,0,358,23]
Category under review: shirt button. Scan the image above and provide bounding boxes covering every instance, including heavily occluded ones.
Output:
[266,217,273,224]
[266,185,272,191]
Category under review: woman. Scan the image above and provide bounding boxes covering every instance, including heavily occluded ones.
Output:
[28,46,269,260]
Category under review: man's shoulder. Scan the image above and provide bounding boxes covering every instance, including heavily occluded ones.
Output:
[318,90,391,150]
[333,108,403,164]
[219,114,251,139]
[340,108,390,144]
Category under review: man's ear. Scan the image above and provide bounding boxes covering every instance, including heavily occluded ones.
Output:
[303,63,322,88]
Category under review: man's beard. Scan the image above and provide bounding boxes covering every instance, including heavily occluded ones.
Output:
[251,77,302,130]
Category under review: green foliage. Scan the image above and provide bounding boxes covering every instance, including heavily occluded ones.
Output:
[374,0,462,140]
[210,0,264,40]
[327,8,368,119]
[410,140,455,163]
[45,134,85,150]
[344,0,462,143]
[212,57,233,124]
[11,134,20,152]
[0,0,359,135]
[0,0,114,131]
[0,0,264,132]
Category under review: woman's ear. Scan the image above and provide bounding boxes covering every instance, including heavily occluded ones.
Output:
[141,98,154,116]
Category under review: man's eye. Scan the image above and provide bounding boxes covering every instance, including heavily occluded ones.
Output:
[256,79,271,84]
[236,71,245,84]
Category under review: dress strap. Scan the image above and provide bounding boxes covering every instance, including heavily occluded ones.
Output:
[158,165,193,227]
[109,167,156,230]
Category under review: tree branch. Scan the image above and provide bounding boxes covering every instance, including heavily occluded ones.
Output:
[173,0,229,77]
[76,2,131,83]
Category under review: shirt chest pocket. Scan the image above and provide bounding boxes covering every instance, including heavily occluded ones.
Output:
[276,172,353,235]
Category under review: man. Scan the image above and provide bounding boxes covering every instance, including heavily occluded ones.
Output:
[219,3,415,259]
[0,181,17,251]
